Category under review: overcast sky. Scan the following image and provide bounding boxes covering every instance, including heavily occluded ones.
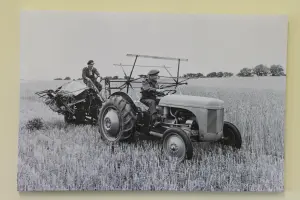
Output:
[20,11,288,80]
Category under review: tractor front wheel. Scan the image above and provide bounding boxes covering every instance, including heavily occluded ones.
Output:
[219,121,242,149]
[162,127,193,163]
[98,95,137,144]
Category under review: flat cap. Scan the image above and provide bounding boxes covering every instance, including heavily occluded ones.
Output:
[147,69,160,76]
[87,60,94,65]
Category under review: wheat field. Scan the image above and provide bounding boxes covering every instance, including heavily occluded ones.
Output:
[17,76,285,192]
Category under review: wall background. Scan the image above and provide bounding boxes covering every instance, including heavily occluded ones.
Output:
[0,0,299,199]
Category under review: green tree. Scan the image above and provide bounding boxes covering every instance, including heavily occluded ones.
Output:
[216,72,224,77]
[223,72,233,77]
[237,68,253,77]
[253,64,270,76]
[270,65,285,76]
[196,73,204,78]
[206,72,217,77]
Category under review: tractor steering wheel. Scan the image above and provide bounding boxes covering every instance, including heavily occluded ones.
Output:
[163,89,177,95]
[156,89,176,97]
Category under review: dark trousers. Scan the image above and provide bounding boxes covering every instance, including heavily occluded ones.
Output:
[93,81,102,91]
[84,79,102,92]
[140,98,159,115]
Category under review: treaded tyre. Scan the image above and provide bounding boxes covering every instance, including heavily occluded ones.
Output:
[220,121,242,149]
[162,127,193,163]
[98,95,137,144]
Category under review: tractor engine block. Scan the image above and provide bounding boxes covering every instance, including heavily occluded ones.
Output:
[160,106,199,131]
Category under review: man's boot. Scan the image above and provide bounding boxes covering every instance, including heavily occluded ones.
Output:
[151,113,161,127]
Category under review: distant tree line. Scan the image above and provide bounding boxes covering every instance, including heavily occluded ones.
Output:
[182,71,234,78]
[54,76,72,80]
[53,76,120,81]
[181,64,285,79]
[53,64,285,80]
[236,64,285,77]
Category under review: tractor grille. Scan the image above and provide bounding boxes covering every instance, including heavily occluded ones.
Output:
[207,108,224,133]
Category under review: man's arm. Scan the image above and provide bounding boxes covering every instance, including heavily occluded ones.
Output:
[155,82,160,89]
[82,68,89,80]
[93,68,100,78]
[141,80,156,92]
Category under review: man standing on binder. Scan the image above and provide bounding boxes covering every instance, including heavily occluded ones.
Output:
[82,60,102,91]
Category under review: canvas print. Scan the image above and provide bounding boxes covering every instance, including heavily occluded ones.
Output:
[18,10,288,192]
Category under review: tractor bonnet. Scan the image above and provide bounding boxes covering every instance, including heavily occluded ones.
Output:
[159,94,224,109]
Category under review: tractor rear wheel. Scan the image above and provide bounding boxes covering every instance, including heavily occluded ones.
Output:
[162,127,193,163]
[220,121,242,149]
[98,95,137,143]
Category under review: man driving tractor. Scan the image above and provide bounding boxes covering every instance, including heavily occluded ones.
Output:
[140,69,164,125]
[82,60,103,92]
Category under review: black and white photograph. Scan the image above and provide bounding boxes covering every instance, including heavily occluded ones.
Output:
[18,10,287,192]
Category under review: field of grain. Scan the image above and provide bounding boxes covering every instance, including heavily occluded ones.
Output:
[17,76,286,192]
